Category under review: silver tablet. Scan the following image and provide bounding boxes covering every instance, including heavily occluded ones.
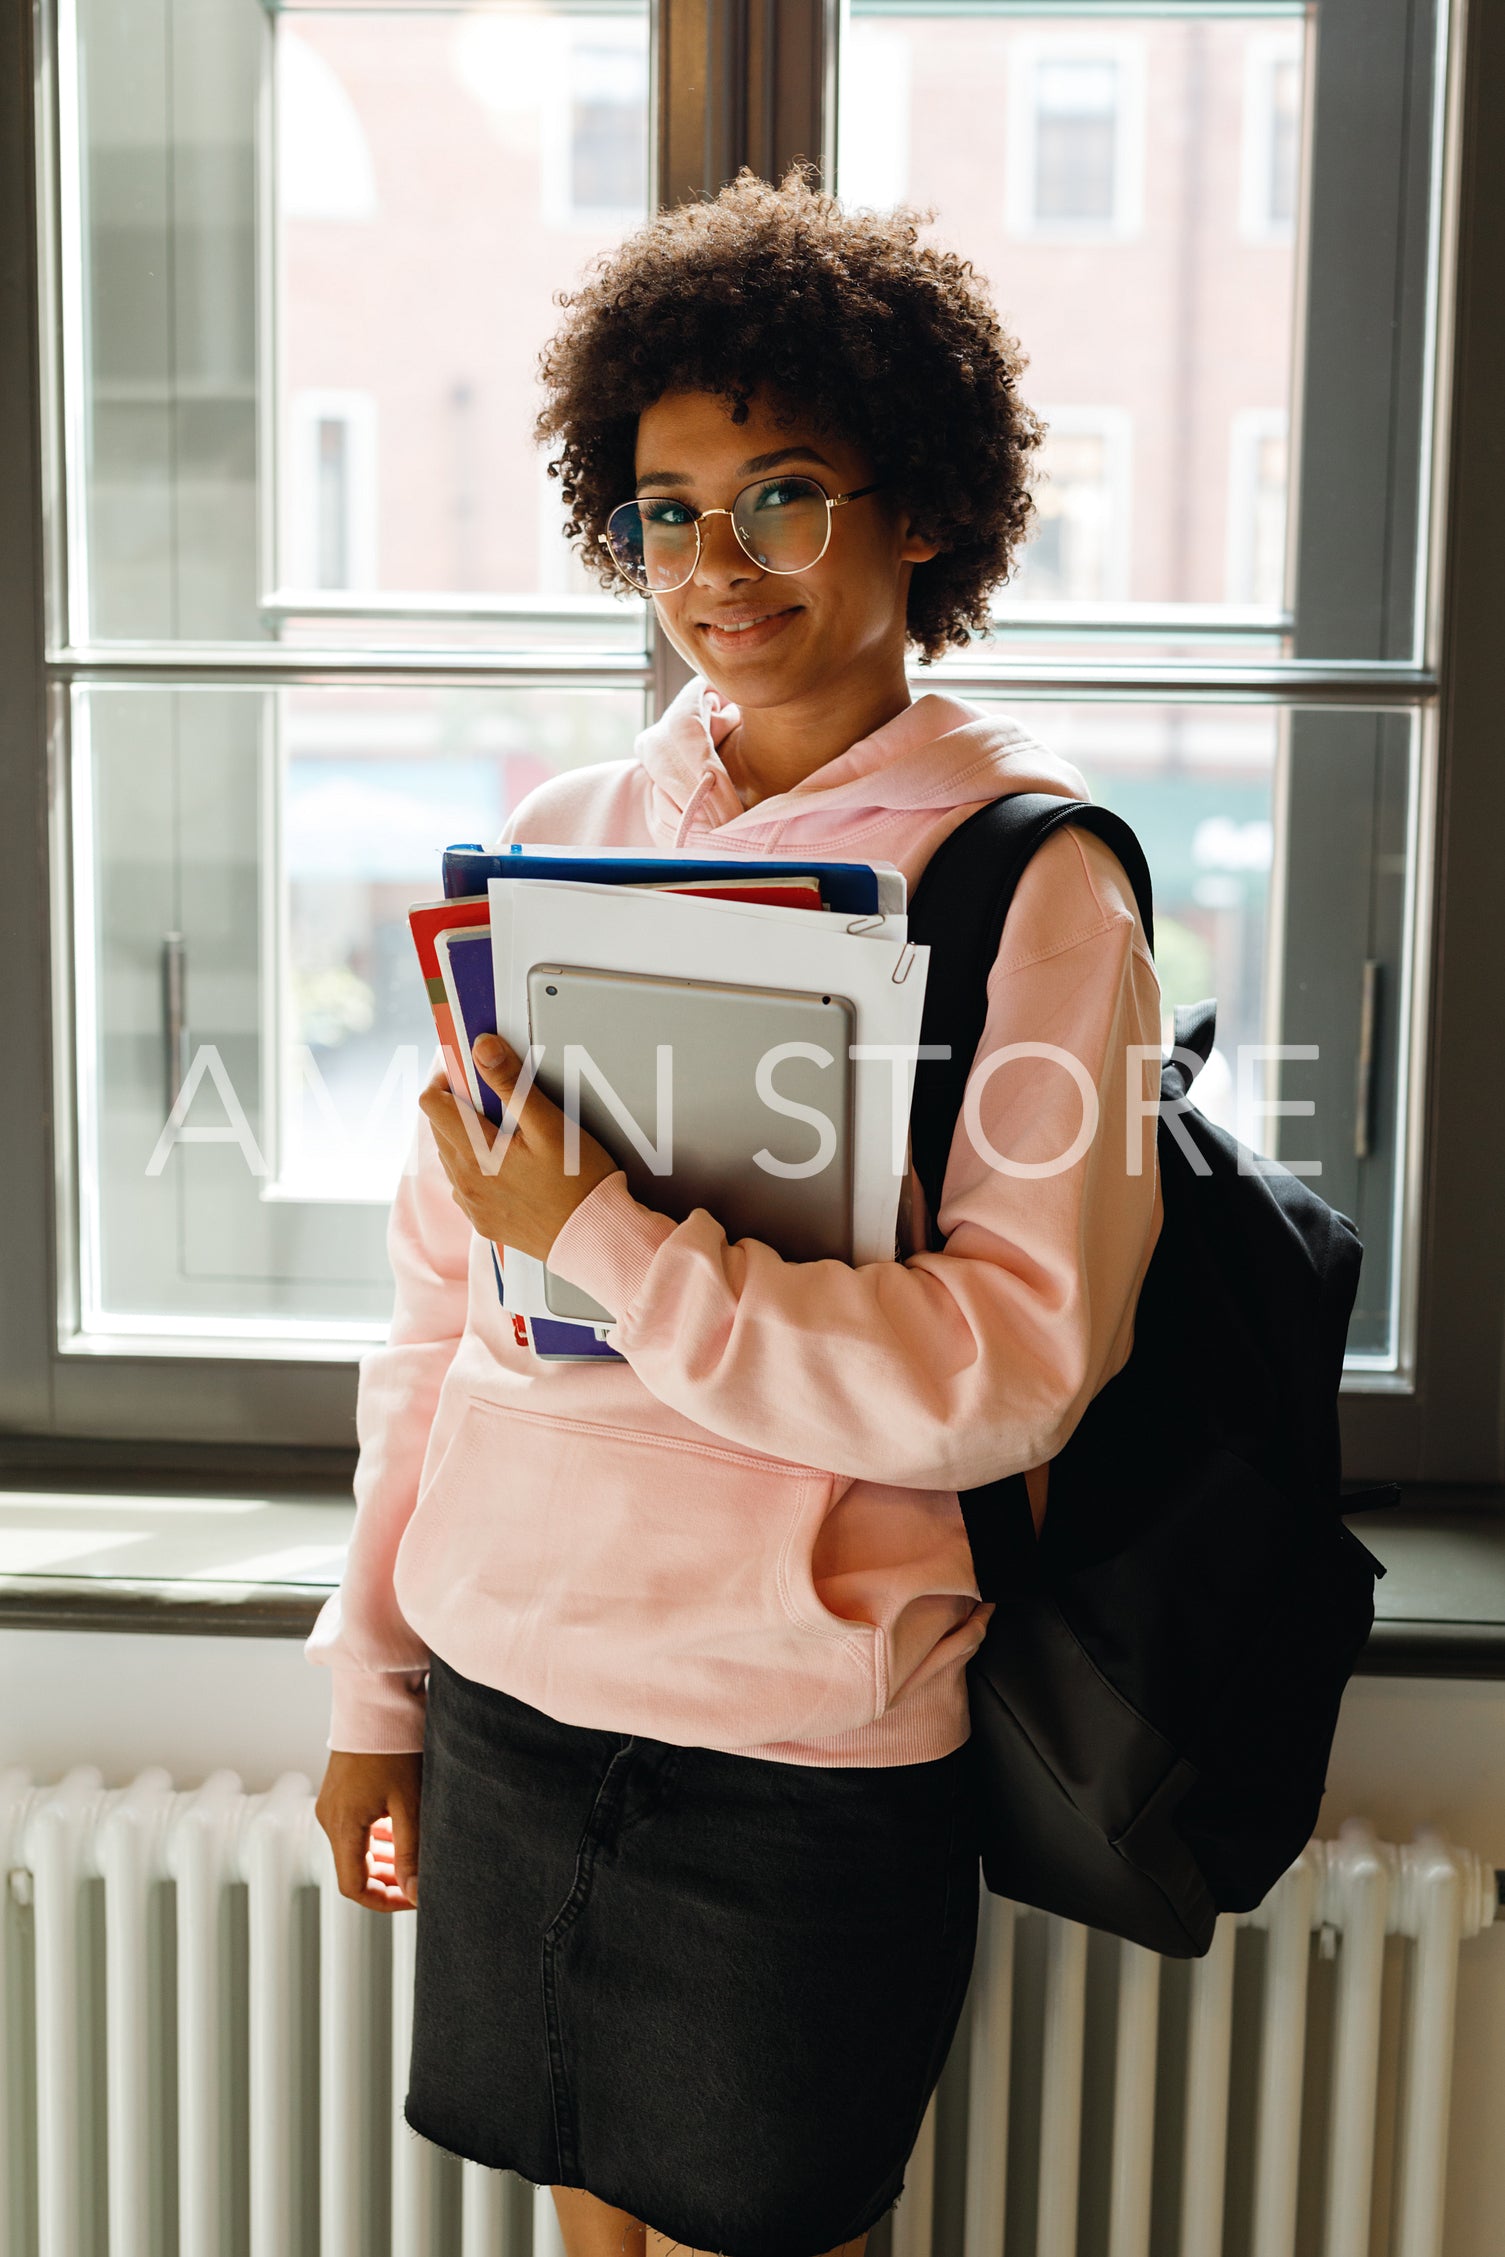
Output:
[527,964,856,1322]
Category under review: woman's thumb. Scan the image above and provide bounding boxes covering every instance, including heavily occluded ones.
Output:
[471,1032,516,1094]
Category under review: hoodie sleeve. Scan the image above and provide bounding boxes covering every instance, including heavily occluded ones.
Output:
[304,1075,475,1750]
[544,826,1164,1491]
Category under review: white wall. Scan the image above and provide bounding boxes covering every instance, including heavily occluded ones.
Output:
[0,1625,332,1790]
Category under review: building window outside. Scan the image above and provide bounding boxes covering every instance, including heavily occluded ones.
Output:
[286,392,378,595]
[1240,31,1304,241]
[1034,59,1118,222]
[1007,41,1145,238]
[529,20,650,229]
[1009,411,1133,602]
[1226,409,1290,608]
[569,41,649,217]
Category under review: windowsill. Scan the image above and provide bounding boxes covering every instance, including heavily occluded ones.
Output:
[1,1484,1504,1673]
[0,1488,351,1637]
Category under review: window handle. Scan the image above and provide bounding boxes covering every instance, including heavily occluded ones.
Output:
[162,932,189,1117]
[1354,957,1381,1159]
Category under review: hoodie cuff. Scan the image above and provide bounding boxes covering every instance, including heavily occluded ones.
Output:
[546,1170,677,1323]
[325,1666,430,1755]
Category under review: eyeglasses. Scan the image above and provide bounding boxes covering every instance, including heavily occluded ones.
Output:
[599,475,886,596]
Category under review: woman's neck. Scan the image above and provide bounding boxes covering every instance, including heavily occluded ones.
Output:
[716,661,914,811]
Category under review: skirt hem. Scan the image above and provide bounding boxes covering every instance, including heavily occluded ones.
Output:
[401,2098,903,2257]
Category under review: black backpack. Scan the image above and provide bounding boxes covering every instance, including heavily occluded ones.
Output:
[906,793,1397,1958]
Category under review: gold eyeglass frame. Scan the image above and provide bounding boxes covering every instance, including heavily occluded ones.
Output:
[598,476,887,596]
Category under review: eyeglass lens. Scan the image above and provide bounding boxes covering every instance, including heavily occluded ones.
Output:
[605,476,832,593]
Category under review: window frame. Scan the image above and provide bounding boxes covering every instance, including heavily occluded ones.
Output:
[3,0,1502,1493]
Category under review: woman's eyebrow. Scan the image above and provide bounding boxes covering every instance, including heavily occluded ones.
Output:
[634,445,836,488]
[739,445,835,475]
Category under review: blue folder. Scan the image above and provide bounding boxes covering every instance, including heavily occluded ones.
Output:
[441,843,885,915]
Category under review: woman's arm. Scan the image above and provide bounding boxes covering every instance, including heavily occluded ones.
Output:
[305,1073,474,1751]
[543,826,1164,1490]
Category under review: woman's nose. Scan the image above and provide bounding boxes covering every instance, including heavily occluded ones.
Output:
[692,510,761,590]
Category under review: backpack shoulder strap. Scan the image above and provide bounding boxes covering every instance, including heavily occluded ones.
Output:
[906,793,1155,1241]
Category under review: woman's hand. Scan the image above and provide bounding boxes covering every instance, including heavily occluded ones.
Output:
[316,1751,423,1912]
[420,1034,620,1260]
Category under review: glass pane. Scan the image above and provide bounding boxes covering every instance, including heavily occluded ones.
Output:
[960,696,1417,1366]
[64,0,652,648]
[70,681,646,1343]
[273,3,650,616]
[837,3,1446,662]
[838,9,1303,627]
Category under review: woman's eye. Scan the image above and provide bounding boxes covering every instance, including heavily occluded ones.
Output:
[753,481,803,511]
[641,499,694,527]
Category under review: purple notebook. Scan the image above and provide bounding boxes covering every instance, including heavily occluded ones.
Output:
[443,930,507,1124]
[443,928,624,1363]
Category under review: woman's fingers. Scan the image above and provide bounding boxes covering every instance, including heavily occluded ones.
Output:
[316,1752,424,1914]
[423,1073,498,1156]
[326,1803,385,1907]
[388,1777,423,1906]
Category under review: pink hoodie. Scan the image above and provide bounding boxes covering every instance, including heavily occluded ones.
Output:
[307,678,1164,1766]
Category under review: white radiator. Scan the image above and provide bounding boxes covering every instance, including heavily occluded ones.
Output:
[0,1770,1496,2257]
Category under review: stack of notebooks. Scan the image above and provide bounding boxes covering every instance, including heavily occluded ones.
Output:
[410,843,931,1360]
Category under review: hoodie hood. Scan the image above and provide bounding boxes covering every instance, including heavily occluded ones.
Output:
[637,676,1092,864]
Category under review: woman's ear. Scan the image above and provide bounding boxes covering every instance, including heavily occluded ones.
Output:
[896,511,942,565]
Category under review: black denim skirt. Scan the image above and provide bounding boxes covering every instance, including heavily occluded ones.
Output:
[405,1653,981,2257]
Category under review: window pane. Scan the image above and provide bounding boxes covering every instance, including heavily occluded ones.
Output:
[837,4,1446,659]
[1032,62,1119,224]
[957,697,1418,1366]
[64,0,652,645]
[68,682,646,1343]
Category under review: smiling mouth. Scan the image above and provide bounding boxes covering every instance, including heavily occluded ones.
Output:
[697,606,802,642]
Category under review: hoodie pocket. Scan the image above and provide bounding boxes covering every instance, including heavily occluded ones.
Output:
[394,1395,882,1746]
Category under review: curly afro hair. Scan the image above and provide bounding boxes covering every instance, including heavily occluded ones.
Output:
[533,167,1043,662]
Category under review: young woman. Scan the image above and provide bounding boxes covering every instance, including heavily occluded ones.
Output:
[311,170,1163,2257]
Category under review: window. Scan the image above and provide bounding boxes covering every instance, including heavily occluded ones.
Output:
[1226,409,1290,607]
[567,40,651,220]
[462,11,656,233]
[7,0,1493,1476]
[1010,411,1133,603]
[1007,40,1146,238]
[1241,30,1305,240]
[1032,60,1119,223]
[286,393,378,594]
